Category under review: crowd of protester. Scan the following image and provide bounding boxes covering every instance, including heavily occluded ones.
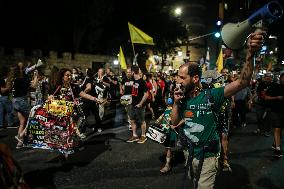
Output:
[0,31,283,189]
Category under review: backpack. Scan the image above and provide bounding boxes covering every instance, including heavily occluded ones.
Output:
[0,144,29,189]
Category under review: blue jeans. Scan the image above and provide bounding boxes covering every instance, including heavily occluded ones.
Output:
[0,96,14,127]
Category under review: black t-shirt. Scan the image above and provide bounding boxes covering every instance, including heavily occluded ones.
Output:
[266,82,284,114]
[256,81,271,106]
[103,75,110,86]
[81,77,97,98]
[131,78,147,106]
[121,77,134,95]
[12,76,30,97]
[0,78,9,96]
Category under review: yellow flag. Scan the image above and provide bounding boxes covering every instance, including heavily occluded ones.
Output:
[128,22,154,45]
[119,46,127,70]
[216,48,223,73]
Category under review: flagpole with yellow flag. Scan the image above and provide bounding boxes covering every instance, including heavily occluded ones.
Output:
[128,22,155,60]
[119,46,127,70]
[216,48,224,73]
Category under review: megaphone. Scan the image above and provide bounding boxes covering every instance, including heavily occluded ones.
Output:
[221,1,283,50]
[25,59,44,74]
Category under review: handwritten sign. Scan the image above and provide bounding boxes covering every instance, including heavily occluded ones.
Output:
[44,100,74,117]
[24,100,81,154]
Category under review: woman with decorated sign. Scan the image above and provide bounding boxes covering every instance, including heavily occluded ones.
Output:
[24,68,101,156]
[48,67,102,132]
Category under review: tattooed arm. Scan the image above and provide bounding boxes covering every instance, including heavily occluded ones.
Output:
[224,32,265,98]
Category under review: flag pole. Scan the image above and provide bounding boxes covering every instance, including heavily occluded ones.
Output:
[131,42,136,65]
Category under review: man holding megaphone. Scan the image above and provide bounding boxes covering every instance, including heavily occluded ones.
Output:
[171,31,266,189]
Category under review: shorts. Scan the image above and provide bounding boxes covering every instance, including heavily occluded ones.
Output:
[129,104,145,124]
[270,112,284,128]
[12,96,30,117]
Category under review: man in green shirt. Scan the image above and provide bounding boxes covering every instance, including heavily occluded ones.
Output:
[171,31,264,189]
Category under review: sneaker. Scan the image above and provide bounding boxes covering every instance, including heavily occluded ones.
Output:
[16,142,23,149]
[241,123,247,127]
[78,133,86,139]
[253,129,260,134]
[137,136,147,144]
[126,136,139,143]
[272,144,276,150]
[97,128,102,133]
[15,135,23,143]
[274,149,283,158]
[127,125,132,131]
[222,159,232,172]
[160,164,171,174]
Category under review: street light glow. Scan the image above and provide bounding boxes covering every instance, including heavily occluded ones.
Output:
[214,32,221,38]
[216,20,222,26]
[113,60,119,65]
[175,7,182,16]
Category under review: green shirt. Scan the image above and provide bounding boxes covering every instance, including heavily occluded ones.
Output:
[180,87,225,158]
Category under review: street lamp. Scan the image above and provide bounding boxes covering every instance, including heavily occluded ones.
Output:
[113,60,119,65]
[174,7,182,16]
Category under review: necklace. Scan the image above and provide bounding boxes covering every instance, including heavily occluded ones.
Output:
[191,86,202,98]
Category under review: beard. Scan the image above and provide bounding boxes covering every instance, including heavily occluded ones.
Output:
[183,80,195,93]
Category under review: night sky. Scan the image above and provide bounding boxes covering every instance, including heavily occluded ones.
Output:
[0,0,283,60]
[0,0,183,55]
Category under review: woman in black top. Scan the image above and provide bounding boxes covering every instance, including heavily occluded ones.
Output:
[8,64,31,149]
[48,68,101,140]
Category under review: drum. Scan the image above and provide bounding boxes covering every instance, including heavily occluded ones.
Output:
[44,100,74,117]
[120,95,132,106]
[146,124,167,144]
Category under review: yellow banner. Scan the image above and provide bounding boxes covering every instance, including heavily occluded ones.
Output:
[128,22,154,45]
[216,49,223,73]
[119,46,127,70]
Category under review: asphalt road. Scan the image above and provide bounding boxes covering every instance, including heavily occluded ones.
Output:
[0,104,283,189]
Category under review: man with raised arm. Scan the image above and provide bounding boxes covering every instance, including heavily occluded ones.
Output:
[171,31,264,189]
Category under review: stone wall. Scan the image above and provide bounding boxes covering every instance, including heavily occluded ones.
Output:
[0,47,117,76]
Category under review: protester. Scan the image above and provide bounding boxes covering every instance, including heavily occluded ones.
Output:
[253,73,273,136]
[143,73,155,119]
[80,68,102,135]
[264,73,284,158]
[171,31,264,188]
[126,65,148,144]
[156,97,184,173]
[0,68,14,130]
[120,68,134,130]
[8,63,31,149]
